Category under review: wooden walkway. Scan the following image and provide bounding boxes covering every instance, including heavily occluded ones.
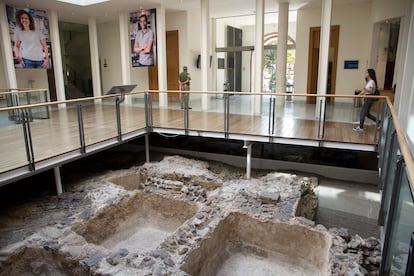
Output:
[0,102,378,179]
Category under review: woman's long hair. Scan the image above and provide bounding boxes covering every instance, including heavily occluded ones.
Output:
[366,68,378,88]
[15,10,35,31]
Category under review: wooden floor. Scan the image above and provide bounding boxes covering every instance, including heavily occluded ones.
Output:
[0,103,378,177]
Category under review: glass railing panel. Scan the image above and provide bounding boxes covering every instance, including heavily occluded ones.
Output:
[15,90,49,105]
[27,104,81,162]
[187,92,225,133]
[379,116,395,190]
[81,99,118,146]
[151,106,185,130]
[24,90,50,119]
[120,93,147,134]
[380,133,400,229]
[1,90,50,120]
[383,166,414,275]
[270,94,318,139]
[225,93,269,136]
[0,93,9,108]
[378,106,392,171]
[0,109,28,173]
[323,96,384,144]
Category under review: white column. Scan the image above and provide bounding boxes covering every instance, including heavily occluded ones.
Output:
[119,12,131,85]
[317,0,332,97]
[157,4,168,108]
[88,17,102,97]
[316,0,332,132]
[276,2,289,95]
[0,2,17,88]
[119,12,132,104]
[396,0,414,143]
[253,0,264,114]
[211,18,217,92]
[201,0,210,110]
[49,10,66,103]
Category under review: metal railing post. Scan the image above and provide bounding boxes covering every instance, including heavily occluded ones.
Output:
[315,96,327,140]
[268,96,275,136]
[21,109,35,171]
[224,93,230,139]
[243,141,252,179]
[77,104,86,153]
[144,92,153,132]
[115,95,125,142]
[184,97,189,135]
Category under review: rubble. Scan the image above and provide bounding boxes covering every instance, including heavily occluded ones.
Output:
[0,155,380,275]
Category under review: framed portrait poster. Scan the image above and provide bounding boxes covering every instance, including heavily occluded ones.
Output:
[7,5,52,69]
[130,8,157,67]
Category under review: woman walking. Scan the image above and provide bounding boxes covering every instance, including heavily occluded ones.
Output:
[353,68,379,132]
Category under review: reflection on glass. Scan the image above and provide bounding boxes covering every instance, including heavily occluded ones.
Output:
[387,167,414,275]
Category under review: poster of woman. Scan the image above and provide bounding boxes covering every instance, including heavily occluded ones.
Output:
[130,9,157,67]
[6,5,52,69]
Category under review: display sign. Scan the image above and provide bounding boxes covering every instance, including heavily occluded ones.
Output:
[344,60,359,69]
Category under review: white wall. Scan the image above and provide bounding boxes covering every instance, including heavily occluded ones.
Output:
[295,2,372,96]
[15,69,48,89]
[97,21,122,93]
[166,10,203,91]
[98,20,149,93]
[187,10,203,91]
[371,0,407,22]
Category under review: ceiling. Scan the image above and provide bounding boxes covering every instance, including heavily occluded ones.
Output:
[3,0,320,24]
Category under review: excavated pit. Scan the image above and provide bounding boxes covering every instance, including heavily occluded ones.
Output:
[107,172,145,191]
[72,191,198,253]
[0,247,87,276]
[182,212,331,276]
[0,156,381,275]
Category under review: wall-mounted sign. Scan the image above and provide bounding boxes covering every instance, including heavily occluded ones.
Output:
[344,60,359,69]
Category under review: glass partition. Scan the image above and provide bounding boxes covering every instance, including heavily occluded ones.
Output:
[0,89,50,123]
[121,93,147,134]
[382,163,414,275]
[0,109,28,173]
[30,104,82,161]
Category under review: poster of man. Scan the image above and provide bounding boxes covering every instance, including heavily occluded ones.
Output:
[130,9,157,67]
[6,5,52,69]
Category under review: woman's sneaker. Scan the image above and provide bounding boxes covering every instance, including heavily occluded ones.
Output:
[353,126,364,132]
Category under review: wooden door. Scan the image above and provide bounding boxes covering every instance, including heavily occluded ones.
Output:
[166,30,180,100]
[147,30,180,100]
[307,26,339,104]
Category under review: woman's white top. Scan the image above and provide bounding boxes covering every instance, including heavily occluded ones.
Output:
[365,79,376,95]
[14,28,46,61]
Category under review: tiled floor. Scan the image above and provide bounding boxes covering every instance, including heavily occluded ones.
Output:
[316,177,380,238]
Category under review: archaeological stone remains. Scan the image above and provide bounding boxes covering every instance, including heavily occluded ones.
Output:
[0,155,381,275]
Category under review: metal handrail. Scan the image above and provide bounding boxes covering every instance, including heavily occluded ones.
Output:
[0,89,407,177]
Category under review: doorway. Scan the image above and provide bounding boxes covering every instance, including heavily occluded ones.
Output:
[226,26,242,92]
[59,22,92,99]
[307,25,339,104]
[371,18,400,90]
[147,30,180,101]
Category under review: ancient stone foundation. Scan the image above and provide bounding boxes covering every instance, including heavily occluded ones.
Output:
[0,156,380,275]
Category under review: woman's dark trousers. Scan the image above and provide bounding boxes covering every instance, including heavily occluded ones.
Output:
[359,98,377,128]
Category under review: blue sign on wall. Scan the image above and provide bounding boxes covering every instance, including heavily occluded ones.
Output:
[344,60,359,69]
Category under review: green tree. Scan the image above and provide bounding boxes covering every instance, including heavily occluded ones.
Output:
[264,49,276,92]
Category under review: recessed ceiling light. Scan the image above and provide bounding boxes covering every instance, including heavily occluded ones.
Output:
[57,0,110,6]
